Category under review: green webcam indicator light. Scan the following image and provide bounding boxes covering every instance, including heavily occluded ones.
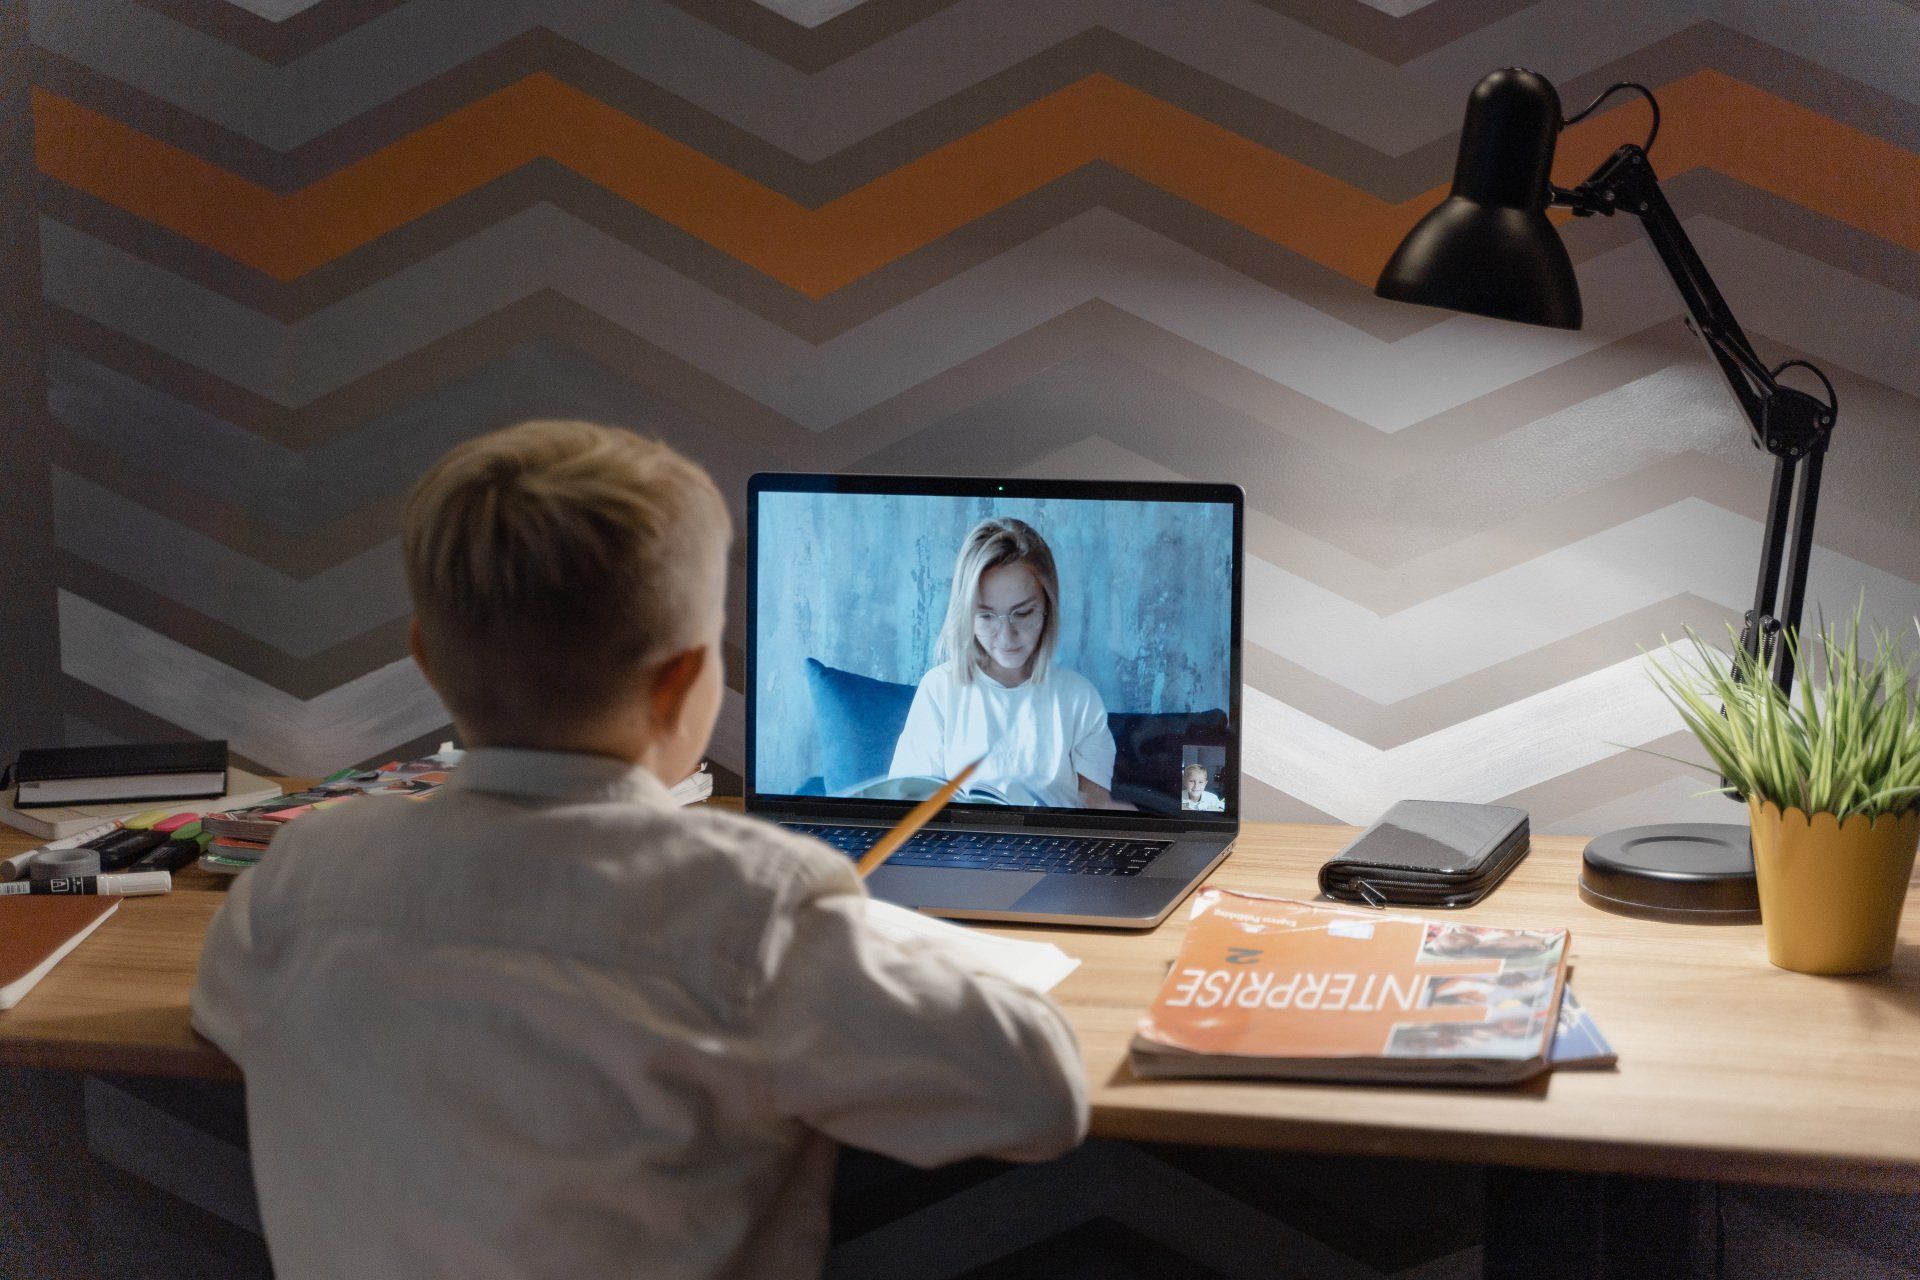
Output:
[997,484,1005,491]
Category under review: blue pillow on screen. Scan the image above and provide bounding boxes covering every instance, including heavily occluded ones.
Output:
[803,659,918,794]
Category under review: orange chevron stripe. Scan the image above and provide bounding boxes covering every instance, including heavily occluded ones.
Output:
[33,71,1920,295]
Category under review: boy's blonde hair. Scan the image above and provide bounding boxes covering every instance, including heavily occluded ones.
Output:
[402,420,730,740]
[936,517,1060,686]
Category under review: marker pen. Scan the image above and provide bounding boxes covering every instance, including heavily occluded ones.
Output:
[128,830,211,874]
[91,828,172,871]
[0,821,121,882]
[0,871,172,897]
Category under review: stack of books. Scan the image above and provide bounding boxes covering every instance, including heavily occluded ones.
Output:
[201,749,464,873]
[9,741,229,808]
[2,741,281,843]
[1130,890,1613,1084]
[199,753,715,874]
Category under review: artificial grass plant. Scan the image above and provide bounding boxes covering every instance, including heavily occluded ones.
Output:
[1644,606,1920,823]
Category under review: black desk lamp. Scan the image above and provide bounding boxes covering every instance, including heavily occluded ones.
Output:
[1375,68,1840,922]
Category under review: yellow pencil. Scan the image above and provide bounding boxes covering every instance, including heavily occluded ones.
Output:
[855,756,986,878]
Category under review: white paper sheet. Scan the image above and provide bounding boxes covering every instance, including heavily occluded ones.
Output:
[863,899,1081,994]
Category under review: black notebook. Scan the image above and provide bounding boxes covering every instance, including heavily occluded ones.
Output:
[12,741,230,808]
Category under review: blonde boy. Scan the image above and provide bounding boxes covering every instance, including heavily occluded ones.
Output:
[191,421,1088,1280]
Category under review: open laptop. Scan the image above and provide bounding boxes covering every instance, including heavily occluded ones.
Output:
[745,473,1243,928]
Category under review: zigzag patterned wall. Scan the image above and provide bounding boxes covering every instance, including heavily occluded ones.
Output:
[10,0,1920,831]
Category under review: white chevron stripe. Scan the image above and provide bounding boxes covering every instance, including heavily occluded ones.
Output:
[63,587,1705,820]
[1242,500,1920,702]
[58,591,448,774]
[33,0,1920,157]
[1240,651,1687,824]
[58,458,1920,702]
[60,584,753,774]
[43,210,1920,426]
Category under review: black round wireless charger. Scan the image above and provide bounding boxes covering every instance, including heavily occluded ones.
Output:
[1580,822,1761,924]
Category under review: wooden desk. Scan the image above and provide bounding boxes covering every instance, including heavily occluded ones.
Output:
[5,814,1919,1192]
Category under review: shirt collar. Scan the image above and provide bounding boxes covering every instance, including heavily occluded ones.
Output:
[445,747,674,806]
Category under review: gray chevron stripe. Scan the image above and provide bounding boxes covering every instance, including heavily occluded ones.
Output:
[57,548,413,699]
[1236,774,1343,824]
[51,468,411,657]
[671,0,973,73]
[44,530,1730,741]
[1540,771,1753,836]
[53,453,1920,706]
[46,340,776,535]
[1237,596,1743,749]
[52,583,1700,823]
[42,341,1749,541]
[36,0,1920,157]
[205,0,328,19]
[20,0,1455,155]
[36,162,1453,343]
[44,156,1919,348]
[123,0,409,66]
[49,326,1920,595]
[48,209,1920,427]
[1493,728,1713,830]
[41,22,1920,210]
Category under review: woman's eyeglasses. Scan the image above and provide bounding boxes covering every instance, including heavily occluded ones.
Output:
[974,605,1045,635]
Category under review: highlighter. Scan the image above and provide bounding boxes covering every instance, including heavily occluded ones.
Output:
[92,828,171,871]
[131,828,213,874]
[120,809,176,831]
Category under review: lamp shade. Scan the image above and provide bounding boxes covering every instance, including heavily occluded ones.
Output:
[1375,69,1583,330]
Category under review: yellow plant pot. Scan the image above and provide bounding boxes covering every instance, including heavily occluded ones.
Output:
[1748,799,1920,975]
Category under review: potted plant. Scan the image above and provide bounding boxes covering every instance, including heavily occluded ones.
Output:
[1646,609,1920,974]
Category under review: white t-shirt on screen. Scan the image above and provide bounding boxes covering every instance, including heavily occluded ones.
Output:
[888,661,1116,809]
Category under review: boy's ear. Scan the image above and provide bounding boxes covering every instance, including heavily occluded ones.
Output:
[408,617,435,685]
[648,645,709,732]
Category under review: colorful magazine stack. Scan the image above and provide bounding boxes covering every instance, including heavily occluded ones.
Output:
[199,752,717,874]
[1130,890,1596,1085]
[199,749,466,874]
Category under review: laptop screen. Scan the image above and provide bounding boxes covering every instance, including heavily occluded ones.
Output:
[748,475,1242,823]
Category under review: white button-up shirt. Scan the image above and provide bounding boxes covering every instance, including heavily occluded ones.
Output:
[191,748,1088,1280]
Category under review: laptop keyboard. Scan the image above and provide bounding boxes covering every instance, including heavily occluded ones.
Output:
[783,825,1170,876]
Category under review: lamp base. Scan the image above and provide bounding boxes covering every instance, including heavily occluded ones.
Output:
[1579,823,1761,924]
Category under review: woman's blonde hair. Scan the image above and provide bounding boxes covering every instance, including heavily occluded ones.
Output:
[937,517,1061,685]
[402,419,731,739]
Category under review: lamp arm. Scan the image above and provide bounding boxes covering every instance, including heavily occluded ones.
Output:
[1551,144,1839,692]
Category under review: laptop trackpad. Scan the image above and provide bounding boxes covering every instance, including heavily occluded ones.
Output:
[867,867,1034,912]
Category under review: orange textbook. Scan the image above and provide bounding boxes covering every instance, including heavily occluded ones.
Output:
[1131,890,1570,1084]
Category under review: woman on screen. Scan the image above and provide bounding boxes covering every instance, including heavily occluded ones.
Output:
[889,517,1122,809]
